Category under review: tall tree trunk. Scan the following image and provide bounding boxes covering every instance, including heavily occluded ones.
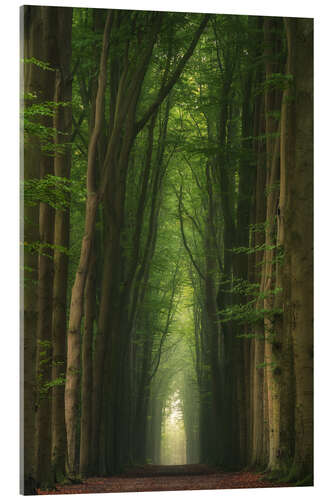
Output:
[35,122,55,489]
[51,7,73,482]
[284,17,313,481]
[263,127,281,471]
[234,59,256,465]
[272,18,296,473]
[204,163,223,465]
[79,249,96,475]
[133,329,154,463]
[34,7,59,489]
[262,17,283,471]
[251,94,267,468]
[22,6,42,492]
[91,236,115,473]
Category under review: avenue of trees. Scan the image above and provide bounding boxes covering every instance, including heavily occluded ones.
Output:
[22,6,313,494]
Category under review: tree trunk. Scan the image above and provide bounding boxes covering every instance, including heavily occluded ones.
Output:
[34,7,59,489]
[284,17,313,481]
[204,163,223,465]
[51,7,72,482]
[272,19,296,473]
[251,92,267,468]
[263,128,281,471]
[79,249,96,475]
[22,6,42,492]
[234,58,256,465]
[262,17,283,471]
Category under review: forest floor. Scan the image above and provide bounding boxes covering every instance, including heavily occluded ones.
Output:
[37,464,294,494]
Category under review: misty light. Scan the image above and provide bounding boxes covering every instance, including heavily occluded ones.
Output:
[160,390,186,465]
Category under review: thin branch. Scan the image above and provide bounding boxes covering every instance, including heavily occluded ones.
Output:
[172,184,203,237]
[181,153,203,192]
[211,18,224,78]
[188,109,204,139]
[178,185,206,281]
[148,255,181,382]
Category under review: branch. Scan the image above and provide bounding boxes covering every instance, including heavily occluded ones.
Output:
[135,14,210,134]
[211,17,224,78]
[173,184,203,237]
[181,153,203,192]
[188,109,204,139]
[206,161,224,274]
[148,255,181,382]
[178,185,206,281]
[86,11,112,193]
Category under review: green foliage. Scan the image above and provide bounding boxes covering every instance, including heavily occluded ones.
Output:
[255,361,277,370]
[43,375,66,391]
[265,181,280,196]
[24,98,70,120]
[249,221,267,233]
[22,57,55,72]
[259,73,293,93]
[223,277,260,297]
[23,241,70,258]
[219,301,283,325]
[23,89,71,154]
[24,175,71,210]
[230,242,280,256]
[37,340,52,349]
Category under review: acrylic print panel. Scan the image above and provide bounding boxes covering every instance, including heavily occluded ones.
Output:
[21,0,313,496]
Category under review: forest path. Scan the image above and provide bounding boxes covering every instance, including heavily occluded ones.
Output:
[38,464,292,494]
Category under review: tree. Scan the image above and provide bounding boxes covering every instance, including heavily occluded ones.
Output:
[283,17,313,481]
[22,5,42,493]
[51,7,73,482]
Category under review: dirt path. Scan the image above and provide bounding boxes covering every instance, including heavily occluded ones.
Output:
[38,464,292,494]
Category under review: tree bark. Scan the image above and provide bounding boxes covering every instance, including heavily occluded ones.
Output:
[271,18,296,473]
[251,94,267,468]
[284,17,313,480]
[22,6,42,492]
[51,7,73,482]
[79,249,96,475]
[33,7,59,489]
[262,17,283,471]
